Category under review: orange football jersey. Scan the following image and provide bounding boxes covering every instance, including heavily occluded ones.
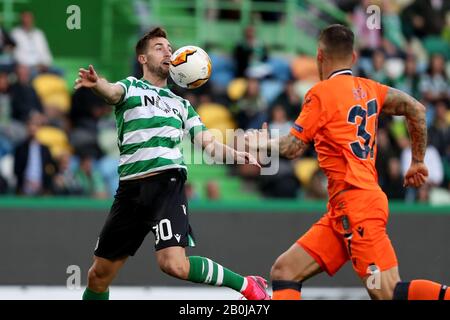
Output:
[290,69,389,199]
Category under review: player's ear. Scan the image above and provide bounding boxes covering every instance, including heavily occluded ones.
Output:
[317,48,324,63]
[137,54,147,65]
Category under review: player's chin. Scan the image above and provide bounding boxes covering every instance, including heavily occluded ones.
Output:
[156,67,170,79]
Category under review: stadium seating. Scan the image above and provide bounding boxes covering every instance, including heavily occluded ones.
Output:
[197,102,237,144]
[32,74,71,113]
[294,158,319,187]
[35,126,72,159]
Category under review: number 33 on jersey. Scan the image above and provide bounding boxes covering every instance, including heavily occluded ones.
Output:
[290,70,389,198]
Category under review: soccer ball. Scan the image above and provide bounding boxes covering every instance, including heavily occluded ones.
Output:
[169,45,212,89]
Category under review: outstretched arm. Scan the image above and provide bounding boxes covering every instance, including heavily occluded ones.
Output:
[245,123,309,160]
[74,65,124,105]
[382,87,429,187]
[194,129,260,167]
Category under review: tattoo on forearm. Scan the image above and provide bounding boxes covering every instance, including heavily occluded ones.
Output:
[383,88,427,163]
[408,112,427,163]
[278,134,308,159]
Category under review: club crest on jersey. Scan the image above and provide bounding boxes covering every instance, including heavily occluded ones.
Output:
[352,87,367,100]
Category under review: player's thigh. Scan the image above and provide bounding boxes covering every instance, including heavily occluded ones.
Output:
[362,266,400,300]
[94,181,146,260]
[347,217,398,278]
[351,220,399,300]
[290,215,349,279]
[333,190,399,296]
[271,242,323,282]
[338,193,398,281]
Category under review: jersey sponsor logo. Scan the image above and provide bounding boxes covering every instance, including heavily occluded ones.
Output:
[143,94,171,114]
[293,123,303,133]
[174,234,181,243]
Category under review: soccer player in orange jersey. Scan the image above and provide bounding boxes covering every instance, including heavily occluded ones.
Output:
[246,24,448,300]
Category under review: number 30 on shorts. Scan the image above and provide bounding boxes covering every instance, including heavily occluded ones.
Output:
[152,219,173,245]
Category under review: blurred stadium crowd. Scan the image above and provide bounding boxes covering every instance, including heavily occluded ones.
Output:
[0,1,449,204]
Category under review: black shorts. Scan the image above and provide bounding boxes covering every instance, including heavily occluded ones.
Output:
[94,168,196,260]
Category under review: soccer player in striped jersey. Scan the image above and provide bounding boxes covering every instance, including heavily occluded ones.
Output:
[75,27,269,300]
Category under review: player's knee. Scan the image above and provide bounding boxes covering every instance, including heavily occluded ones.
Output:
[270,262,283,280]
[88,265,111,285]
[382,281,397,300]
[367,287,395,300]
[271,257,312,282]
[270,259,296,281]
[87,267,100,283]
[158,259,188,279]
[366,279,397,300]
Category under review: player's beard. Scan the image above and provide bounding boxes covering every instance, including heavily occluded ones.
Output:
[147,61,169,80]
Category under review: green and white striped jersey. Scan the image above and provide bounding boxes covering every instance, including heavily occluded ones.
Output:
[114,76,207,180]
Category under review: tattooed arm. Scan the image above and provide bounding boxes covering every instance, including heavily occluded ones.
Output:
[276,133,309,159]
[382,87,427,163]
[382,87,429,187]
[245,123,309,160]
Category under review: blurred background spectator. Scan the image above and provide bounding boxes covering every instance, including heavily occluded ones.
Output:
[10,64,43,122]
[10,11,62,76]
[233,26,269,78]
[419,53,449,104]
[52,151,82,196]
[401,0,450,40]
[393,53,421,99]
[69,87,111,159]
[233,77,268,129]
[13,112,56,195]
[73,153,108,199]
[0,23,15,73]
[206,180,221,200]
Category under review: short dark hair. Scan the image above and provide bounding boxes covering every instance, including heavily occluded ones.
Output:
[135,27,168,56]
[319,24,354,59]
